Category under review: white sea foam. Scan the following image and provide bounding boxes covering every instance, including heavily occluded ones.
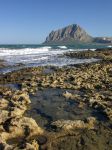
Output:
[0,46,51,56]
[57,46,67,49]
[90,49,96,51]
[107,45,112,48]
[0,46,99,73]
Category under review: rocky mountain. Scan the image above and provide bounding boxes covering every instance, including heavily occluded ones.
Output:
[44,24,112,44]
[44,24,93,44]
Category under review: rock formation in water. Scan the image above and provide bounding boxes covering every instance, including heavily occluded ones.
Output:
[44,24,112,44]
[44,24,93,44]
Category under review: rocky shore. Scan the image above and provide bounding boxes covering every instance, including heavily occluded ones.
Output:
[65,48,112,61]
[0,48,112,149]
[0,60,7,69]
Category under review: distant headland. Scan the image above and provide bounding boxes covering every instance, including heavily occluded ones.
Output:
[44,24,112,45]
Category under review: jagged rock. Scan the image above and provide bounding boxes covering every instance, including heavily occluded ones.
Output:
[12,91,31,105]
[63,91,81,101]
[24,140,39,150]
[0,91,31,125]
[51,117,96,131]
[1,116,43,142]
[0,89,43,149]
[104,108,112,121]
[78,102,85,108]
[0,140,39,150]
[0,99,9,109]
[0,142,13,150]
[10,106,26,118]
[63,91,75,99]
[0,110,9,124]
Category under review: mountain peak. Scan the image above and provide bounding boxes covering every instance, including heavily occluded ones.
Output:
[44,24,93,44]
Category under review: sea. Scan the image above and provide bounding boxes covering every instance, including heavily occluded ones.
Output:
[0,44,111,73]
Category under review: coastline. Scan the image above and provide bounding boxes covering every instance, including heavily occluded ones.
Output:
[0,48,112,149]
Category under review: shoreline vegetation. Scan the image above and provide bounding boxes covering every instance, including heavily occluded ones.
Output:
[0,48,112,149]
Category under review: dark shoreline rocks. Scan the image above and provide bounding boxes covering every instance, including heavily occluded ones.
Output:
[0,59,7,69]
[64,48,112,61]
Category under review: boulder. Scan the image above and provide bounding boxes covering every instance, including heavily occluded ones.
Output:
[51,117,96,131]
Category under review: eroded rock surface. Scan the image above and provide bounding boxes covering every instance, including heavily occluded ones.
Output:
[0,49,112,149]
[0,87,43,149]
[51,117,96,131]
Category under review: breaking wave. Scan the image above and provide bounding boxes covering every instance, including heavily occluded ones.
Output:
[57,46,67,49]
[0,46,52,56]
[0,45,99,74]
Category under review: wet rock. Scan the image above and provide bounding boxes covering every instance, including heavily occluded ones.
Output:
[0,99,9,109]
[63,91,80,101]
[10,106,26,118]
[12,91,31,105]
[104,108,112,121]
[25,140,39,150]
[0,49,112,149]
[0,117,43,142]
[0,110,9,124]
[0,88,44,149]
[65,49,112,61]
[51,117,96,131]
[63,91,76,99]
[36,135,47,145]
[0,142,13,150]
[0,140,39,150]
[78,102,85,109]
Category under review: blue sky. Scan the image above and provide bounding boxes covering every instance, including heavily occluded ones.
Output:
[0,0,112,44]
